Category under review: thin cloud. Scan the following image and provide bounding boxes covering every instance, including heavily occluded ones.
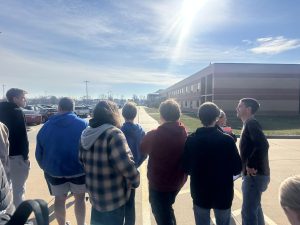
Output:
[250,36,300,54]
[0,49,181,90]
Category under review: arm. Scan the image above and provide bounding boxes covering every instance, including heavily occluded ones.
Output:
[108,130,140,188]
[182,137,191,175]
[137,129,147,167]
[246,120,269,170]
[140,130,156,155]
[35,130,44,169]
[229,140,242,175]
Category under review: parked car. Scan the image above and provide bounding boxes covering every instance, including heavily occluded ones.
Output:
[75,106,90,118]
[25,105,57,122]
[21,108,43,125]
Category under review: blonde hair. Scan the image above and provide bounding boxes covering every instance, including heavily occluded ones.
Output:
[279,175,300,210]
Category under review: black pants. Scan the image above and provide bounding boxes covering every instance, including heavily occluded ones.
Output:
[149,189,178,225]
[124,189,135,225]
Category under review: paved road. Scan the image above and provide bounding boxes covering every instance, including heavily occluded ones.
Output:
[25,107,299,224]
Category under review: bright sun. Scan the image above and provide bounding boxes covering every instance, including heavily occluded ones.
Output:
[170,0,204,61]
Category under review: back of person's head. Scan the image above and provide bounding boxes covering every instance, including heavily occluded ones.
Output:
[198,102,221,127]
[279,175,300,210]
[279,175,300,224]
[219,110,225,119]
[122,102,137,121]
[58,97,74,112]
[91,100,121,128]
[6,88,27,102]
[159,99,181,122]
[240,98,260,114]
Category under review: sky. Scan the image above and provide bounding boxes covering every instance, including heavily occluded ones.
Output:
[1,0,300,99]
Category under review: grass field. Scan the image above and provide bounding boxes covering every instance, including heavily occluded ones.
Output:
[144,107,300,135]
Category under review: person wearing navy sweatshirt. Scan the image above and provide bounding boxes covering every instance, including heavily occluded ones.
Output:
[35,97,88,225]
[121,102,146,225]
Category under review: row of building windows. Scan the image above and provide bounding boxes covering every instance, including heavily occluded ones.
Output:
[167,74,213,98]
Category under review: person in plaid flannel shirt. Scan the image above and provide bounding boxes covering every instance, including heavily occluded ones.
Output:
[79,100,140,225]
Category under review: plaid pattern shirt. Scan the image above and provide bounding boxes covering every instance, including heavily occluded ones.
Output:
[79,126,140,212]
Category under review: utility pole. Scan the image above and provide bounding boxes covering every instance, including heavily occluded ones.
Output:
[2,84,5,100]
[83,80,89,103]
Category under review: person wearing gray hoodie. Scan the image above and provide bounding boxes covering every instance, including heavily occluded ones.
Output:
[79,100,140,225]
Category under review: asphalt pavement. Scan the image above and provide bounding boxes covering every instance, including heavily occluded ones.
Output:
[25,107,300,225]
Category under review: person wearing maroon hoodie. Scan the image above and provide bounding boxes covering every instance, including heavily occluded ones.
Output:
[140,99,187,225]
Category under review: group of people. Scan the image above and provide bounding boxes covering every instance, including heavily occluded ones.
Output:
[0,88,299,225]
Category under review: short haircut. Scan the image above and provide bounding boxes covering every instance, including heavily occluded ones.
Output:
[240,98,260,114]
[198,102,220,126]
[122,102,137,120]
[159,99,181,122]
[279,175,300,210]
[6,88,27,102]
[58,97,74,112]
[91,100,121,128]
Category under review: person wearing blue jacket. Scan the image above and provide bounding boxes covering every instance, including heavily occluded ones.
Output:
[121,102,146,225]
[35,97,88,225]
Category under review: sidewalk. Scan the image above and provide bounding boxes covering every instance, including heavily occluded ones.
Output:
[26,106,159,225]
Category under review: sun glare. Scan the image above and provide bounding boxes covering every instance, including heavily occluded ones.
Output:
[169,0,204,63]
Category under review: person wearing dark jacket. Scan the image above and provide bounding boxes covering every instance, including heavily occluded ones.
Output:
[140,99,188,225]
[236,98,270,225]
[121,102,146,225]
[183,102,242,225]
[0,88,29,207]
[36,97,88,225]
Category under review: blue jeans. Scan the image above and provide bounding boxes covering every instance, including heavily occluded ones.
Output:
[90,205,125,225]
[149,189,178,225]
[193,204,231,225]
[241,175,270,225]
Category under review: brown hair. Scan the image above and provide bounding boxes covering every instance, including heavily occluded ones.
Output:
[58,97,74,112]
[90,100,121,128]
[198,102,220,126]
[6,88,27,102]
[240,98,260,114]
[159,99,181,122]
[122,102,137,120]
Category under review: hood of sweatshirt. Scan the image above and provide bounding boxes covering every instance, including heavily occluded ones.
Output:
[81,123,114,150]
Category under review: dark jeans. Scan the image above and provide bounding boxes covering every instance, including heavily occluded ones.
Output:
[149,189,178,225]
[125,189,135,225]
[91,205,125,225]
